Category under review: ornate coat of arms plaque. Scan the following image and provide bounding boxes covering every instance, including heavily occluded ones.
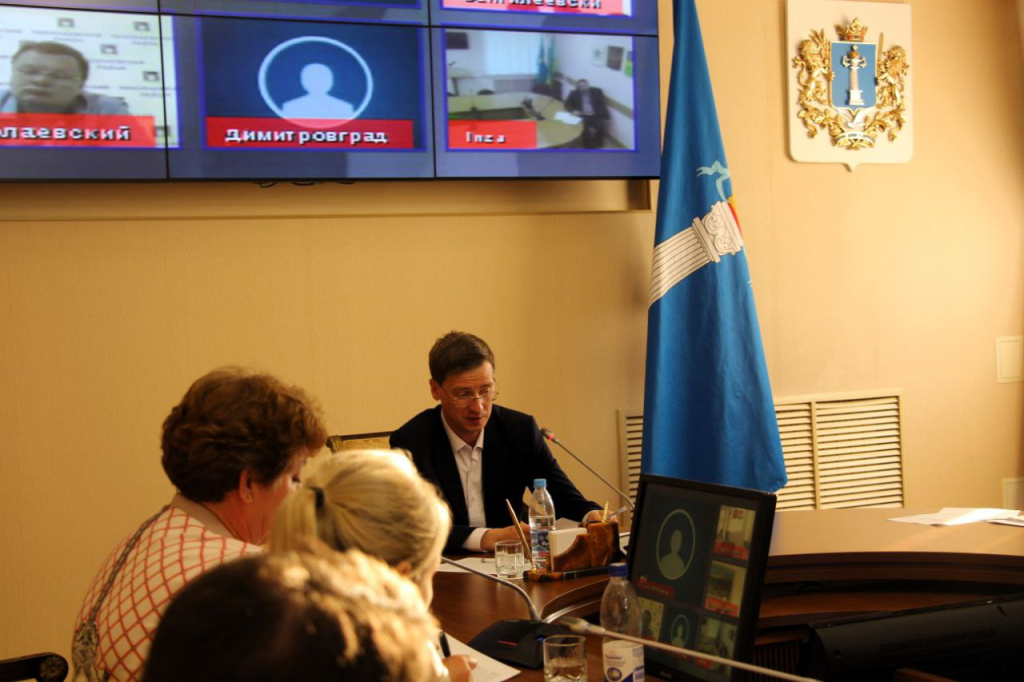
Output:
[787,0,912,170]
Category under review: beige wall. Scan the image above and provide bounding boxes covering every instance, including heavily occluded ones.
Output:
[1,0,1023,663]
[724,0,1024,504]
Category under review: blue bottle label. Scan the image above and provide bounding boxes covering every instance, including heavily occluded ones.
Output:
[533,528,550,563]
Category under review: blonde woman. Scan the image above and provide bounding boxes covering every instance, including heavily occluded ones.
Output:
[270,449,477,681]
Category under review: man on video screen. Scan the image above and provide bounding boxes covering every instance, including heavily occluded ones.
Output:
[0,41,130,115]
[563,79,609,149]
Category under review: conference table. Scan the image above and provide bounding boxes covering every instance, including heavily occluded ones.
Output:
[432,508,1024,680]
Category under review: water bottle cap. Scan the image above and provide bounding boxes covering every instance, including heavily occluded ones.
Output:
[608,562,628,578]
[533,478,547,488]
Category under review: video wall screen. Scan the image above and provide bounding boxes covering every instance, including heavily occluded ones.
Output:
[0,1,157,11]
[160,1,428,26]
[433,27,659,178]
[0,0,660,181]
[167,16,433,179]
[430,0,656,36]
[0,4,170,179]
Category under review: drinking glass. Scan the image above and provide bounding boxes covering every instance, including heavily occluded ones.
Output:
[542,634,587,682]
[494,540,525,579]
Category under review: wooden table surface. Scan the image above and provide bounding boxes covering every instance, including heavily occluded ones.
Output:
[767,507,1024,585]
[431,509,1024,679]
[431,569,607,680]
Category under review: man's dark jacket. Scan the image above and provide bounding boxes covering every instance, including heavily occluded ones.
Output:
[563,86,610,119]
[390,404,601,551]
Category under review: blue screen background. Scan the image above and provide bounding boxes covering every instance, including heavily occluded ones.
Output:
[199,17,425,143]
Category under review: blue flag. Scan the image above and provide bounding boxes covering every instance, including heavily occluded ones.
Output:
[641,0,787,493]
[535,37,549,88]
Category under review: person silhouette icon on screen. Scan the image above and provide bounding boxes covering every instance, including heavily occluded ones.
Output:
[667,614,692,647]
[670,618,688,647]
[658,529,688,580]
[281,63,354,121]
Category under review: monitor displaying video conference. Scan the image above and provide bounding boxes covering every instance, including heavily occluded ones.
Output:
[431,0,657,36]
[161,0,429,26]
[0,0,660,181]
[627,474,777,682]
[0,1,158,10]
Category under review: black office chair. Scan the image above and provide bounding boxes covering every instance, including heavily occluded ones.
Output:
[0,652,69,682]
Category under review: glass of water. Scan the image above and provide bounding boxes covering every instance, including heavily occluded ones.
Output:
[543,634,587,682]
[494,540,525,579]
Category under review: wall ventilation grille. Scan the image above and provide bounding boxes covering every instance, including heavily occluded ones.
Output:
[617,409,644,507]
[617,390,904,511]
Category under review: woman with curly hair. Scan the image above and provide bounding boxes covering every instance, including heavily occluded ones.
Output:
[72,367,327,681]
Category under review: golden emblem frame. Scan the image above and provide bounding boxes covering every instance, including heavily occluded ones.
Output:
[791,18,910,152]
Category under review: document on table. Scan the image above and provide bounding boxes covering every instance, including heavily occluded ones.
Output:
[889,507,1021,526]
[554,517,582,530]
[553,110,581,125]
[438,519,581,573]
[446,634,520,681]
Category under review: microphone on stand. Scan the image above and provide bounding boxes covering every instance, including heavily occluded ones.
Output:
[557,617,822,682]
[441,557,569,669]
[540,427,635,511]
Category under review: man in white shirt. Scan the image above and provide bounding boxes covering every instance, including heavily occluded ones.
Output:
[391,331,603,552]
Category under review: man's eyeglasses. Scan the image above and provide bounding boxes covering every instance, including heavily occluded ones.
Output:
[15,67,82,84]
[443,384,499,407]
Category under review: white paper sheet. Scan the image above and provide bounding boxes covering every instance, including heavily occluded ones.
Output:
[550,527,587,557]
[889,507,1021,526]
[553,110,581,125]
[446,634,520,681]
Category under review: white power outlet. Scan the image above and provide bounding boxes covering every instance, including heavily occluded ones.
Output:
[996,337,1024,383]
[1002,477,1024,509]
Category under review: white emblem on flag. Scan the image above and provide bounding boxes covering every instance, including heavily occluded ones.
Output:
[649,200,744,306]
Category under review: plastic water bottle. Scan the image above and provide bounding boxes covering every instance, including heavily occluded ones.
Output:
[600,562,644,681]
[528,478,555,570]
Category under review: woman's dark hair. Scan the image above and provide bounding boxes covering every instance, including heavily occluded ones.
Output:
[143,548,439,682]
[161,368,327,502]
[428,331,495,384]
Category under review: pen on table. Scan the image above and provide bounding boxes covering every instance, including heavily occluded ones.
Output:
[504,498,534,566]
[530,565,611,582]
[439,631,452,658]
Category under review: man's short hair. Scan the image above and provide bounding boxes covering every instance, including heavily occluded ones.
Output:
[143,548,441,682]
[13,41,89,81]
[428,331,495,384]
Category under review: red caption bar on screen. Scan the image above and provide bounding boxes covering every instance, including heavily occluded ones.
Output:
[704,597,740,618]
[712,541,749,561]
[448,120,536,149]
[0,113,156,147]
[442,0,625,15]
[206,118,414,149]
